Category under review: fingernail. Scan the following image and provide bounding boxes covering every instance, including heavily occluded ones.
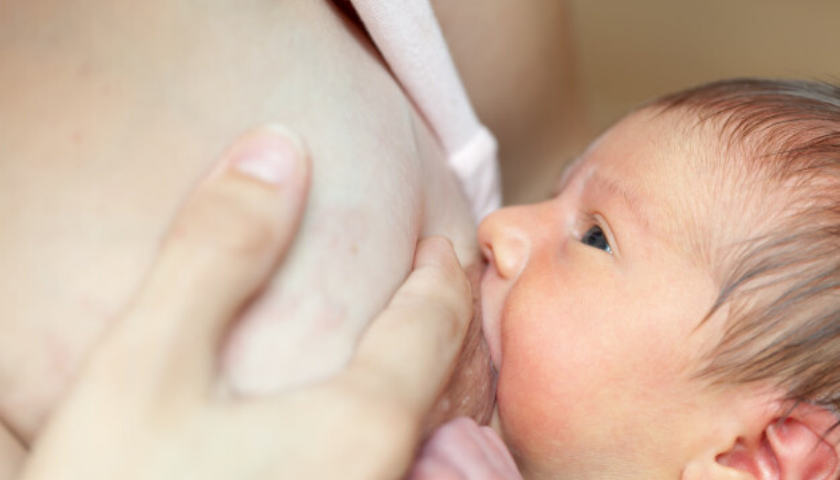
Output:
[228,125,302,186]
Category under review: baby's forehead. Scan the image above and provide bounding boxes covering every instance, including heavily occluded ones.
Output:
[578,109,722,201]
[578,108,776,261]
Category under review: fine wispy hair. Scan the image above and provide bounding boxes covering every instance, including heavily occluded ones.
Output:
[653,79,840,417]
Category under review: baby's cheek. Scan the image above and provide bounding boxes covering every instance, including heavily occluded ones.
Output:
[496,349,569,461]
[494,322,596,472]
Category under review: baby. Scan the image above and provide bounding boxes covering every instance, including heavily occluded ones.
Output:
[412,78,840,480]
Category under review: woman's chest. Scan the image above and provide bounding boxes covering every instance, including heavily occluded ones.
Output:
[0,0,478,445]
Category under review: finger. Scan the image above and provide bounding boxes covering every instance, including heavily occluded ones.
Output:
[343,236,473,421]
[108,125,311,392]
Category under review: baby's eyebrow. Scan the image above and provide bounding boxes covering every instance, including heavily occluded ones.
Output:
[589,173,654,233]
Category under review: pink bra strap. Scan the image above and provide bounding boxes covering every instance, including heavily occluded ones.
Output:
[350,0,502,220]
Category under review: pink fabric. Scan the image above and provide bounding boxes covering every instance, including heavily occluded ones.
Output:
[350,0,502,221]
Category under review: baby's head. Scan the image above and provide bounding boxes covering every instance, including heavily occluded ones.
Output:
[479,79,840,480]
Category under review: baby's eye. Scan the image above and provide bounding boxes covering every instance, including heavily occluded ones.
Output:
[581,225,612,254]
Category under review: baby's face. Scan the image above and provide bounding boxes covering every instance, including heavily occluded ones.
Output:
[480,110,727,479]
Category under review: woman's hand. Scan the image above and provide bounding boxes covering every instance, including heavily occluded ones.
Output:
[19,126,474,480]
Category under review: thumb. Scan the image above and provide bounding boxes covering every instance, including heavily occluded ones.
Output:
[109,125,311,393]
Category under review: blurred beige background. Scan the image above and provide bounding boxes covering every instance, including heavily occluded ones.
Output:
[570,0,840,134]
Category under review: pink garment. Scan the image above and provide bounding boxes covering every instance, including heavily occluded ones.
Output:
[350,0,502,221]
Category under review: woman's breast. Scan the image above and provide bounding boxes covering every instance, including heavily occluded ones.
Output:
[0,0,480,444]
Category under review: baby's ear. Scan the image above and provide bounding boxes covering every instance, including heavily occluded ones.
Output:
[693,402,839,480]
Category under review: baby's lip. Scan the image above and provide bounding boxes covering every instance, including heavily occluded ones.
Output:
[480,260,504,370]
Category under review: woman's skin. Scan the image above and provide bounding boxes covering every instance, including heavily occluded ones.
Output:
[20,126,476,480]
[0,0,487,450]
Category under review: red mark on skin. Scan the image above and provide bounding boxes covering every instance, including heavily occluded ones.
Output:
[72,132,82,145]
[309,208,367,254]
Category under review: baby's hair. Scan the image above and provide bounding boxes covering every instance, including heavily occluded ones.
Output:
[653,79,839,417]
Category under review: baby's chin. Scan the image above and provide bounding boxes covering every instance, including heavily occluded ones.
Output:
[420,261,497,438]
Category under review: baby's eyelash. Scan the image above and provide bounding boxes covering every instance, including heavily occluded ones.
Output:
[579,212,602,232]
[578,212,613,255]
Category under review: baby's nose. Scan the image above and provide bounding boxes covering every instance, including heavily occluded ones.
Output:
[478,207,531,280]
